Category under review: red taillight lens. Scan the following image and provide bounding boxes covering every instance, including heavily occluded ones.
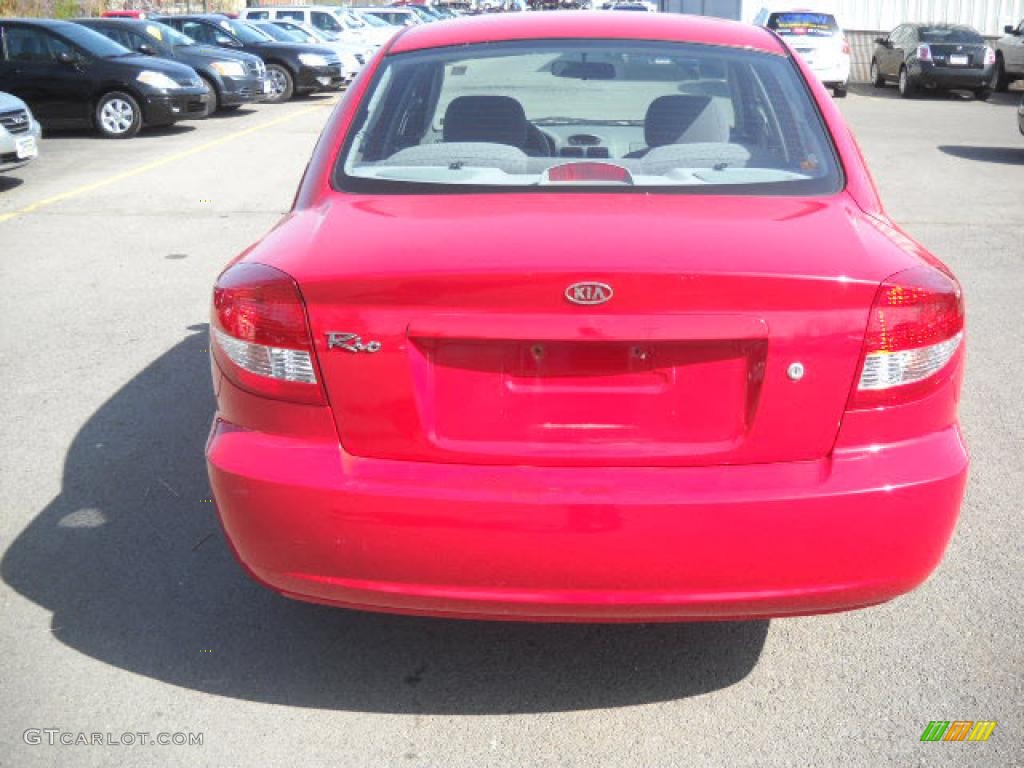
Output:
[211,263,326,405]
[917,44,932,62]
[984,46,996,66]
[848,267,964,409]
[842,39,850,55]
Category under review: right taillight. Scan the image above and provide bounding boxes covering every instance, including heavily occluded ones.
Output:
[211,262,326,405]
[849,266,964,409]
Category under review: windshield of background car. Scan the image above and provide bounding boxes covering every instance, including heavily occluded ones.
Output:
[767,13,839,37]
[220,19,271,44]
[57,22,132,56]
[919,27,984,44]
[146,22,194,46]
[257,23,300,42]
[336,40,841,195]
[358,12,391,27]
[274,23,317,43]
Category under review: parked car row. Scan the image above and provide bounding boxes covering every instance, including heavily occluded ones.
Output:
[0,9,394,144]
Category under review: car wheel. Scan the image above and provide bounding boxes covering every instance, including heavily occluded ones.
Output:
[898,67,916,99]
[833,84,848,98]
[95,91,142,139]
[990,56,1009,92]
[870,60,885,87]
[973,86,991,101]
[199,76,219,116]
[265,64,294,104]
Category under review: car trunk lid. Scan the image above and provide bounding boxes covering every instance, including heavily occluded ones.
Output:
[271,194,913,467]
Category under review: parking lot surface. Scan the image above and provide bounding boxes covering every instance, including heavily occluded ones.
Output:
[1,87,1021,767]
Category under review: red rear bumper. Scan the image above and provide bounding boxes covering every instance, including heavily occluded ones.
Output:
[207,415,967,622]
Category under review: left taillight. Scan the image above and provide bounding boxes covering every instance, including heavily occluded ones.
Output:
[917,44,933,62]
[211,262,326,405]
[848,266,964,409]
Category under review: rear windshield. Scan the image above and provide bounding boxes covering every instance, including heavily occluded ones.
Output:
[767,13,839,37]
[919,27,984,44]
[334,40,841,195]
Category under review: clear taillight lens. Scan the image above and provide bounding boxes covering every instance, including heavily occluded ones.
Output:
[211,263,326,404]
[917,44,933,62]
[984,47,996,66]
[849,266,964,409]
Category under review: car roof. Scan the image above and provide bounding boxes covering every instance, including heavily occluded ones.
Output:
[388,10,784,55]
[0,18,81,30]
[908,22,976,29]
[161,14,228,21]
[75,17,146,26]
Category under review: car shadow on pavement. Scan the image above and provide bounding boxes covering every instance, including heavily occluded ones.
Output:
[938,145,1024,165]
[0,175,24,193]
[1,326,768,714]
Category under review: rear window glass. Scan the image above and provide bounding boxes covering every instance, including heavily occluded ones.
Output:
[919,27,984,44]
[334,40,841,196]
[767,13,839,37]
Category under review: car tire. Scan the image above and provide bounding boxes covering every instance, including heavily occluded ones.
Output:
[898,67,916,99]
[199,76,219,117]
[265,63,294,104]
[833,84,847,98]
[95,91,142,139]
[990,56,1009,92]
[973,86,991,101]
[870,60,885,88]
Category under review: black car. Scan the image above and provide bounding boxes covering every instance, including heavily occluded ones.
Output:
[156,15,343,103]
[0,19,209,138]
[75,18,268,114]
[871,23,995,100]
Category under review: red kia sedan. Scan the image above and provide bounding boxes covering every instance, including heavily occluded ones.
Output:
[206,12,968,621]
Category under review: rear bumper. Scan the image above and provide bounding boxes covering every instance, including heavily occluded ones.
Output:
[207,416,968,622]
[912,63,992,88]
[809,62,850,86]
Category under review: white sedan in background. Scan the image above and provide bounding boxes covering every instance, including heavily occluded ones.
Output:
[0,91,41,173]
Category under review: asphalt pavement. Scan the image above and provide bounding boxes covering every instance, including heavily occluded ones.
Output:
[0,85,1021,768]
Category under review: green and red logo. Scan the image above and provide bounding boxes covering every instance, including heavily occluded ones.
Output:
[921,721,997,742]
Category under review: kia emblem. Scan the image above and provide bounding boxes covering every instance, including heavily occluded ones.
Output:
[565,281,613,305]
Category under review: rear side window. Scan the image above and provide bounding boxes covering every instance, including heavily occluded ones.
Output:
[919,27,984,44]
[246,11,270,20]
[767,13,839,38]
[335,39,841,196]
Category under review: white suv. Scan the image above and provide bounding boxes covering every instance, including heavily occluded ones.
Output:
[753,7,851,97]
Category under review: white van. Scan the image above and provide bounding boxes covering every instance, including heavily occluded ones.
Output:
[240,6,389,49]
[753,6,851,97]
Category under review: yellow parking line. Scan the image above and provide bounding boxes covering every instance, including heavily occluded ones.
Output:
[0,100,336,225]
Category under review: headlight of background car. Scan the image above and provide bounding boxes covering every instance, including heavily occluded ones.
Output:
[136,70,181,90]
[298,53,328,67]
[210,60,246,77]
